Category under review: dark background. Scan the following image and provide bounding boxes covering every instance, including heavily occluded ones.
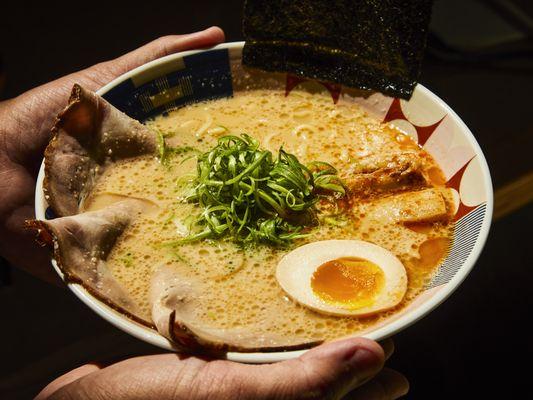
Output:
[1,1,532,398]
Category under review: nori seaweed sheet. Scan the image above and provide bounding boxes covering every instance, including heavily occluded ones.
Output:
[242,0,433,99]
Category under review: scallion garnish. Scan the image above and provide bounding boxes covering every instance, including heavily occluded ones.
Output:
[175,134,345,246]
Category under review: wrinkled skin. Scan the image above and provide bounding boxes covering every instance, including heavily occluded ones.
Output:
[38,338,407,400]
[0,27,408,399]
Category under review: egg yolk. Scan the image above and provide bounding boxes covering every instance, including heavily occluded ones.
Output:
[311,257,385,309]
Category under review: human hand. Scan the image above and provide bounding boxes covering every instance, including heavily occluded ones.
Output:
[36,338,408,400]
[0,27,225,283]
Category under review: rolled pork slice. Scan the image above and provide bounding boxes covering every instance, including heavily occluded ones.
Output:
[44,84,157,217]
[28,200,154,325]
[150,265,322,354]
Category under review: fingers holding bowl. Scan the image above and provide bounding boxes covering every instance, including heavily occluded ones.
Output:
[343,368,409,400]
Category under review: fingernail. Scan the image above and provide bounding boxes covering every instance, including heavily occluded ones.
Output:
[391,376,410,398]
[349,348,383,380]
[308,338,383,375]
[320,338,383,379]
[376,369,410,398]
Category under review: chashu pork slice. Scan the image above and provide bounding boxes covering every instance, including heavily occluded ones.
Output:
[44,84,157,217]
[31,83,160,324]
[28,200,153,324]
[150,265,322,354]
[368,188,451,224]
[343,152,428,197]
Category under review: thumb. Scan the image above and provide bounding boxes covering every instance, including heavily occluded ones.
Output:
[5,27,225,161]
[35,339,385,400]
[18,26,225,101]
[50,26,225,94]
[83,26,226,88]
[227,338,385,399]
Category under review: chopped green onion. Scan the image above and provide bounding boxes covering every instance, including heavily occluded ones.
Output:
[173,134,345,246]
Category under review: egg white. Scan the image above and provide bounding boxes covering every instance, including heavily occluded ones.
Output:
[276,240,408,317]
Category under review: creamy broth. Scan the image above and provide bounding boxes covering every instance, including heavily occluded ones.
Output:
[88,89,453,341]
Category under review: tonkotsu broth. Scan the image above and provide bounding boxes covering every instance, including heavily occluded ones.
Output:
[86,89,453,342]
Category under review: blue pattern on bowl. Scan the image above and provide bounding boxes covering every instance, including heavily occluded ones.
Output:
[103,49,233,121]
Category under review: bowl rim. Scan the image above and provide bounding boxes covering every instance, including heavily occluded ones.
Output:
[35,41,493,363]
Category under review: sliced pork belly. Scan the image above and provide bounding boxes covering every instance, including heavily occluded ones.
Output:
[368,188,451,224]
[150,266,322,353]
[28,200,152,324]
[44,84,157,217]
[344,152,428,197]
[33,83,160,323]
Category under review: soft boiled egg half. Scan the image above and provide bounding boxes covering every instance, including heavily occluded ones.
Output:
[276,240,408,317]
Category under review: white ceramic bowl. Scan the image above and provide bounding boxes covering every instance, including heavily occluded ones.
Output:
[35,41,493,363]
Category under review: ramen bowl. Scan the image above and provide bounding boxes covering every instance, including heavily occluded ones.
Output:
[35,41,493,363]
